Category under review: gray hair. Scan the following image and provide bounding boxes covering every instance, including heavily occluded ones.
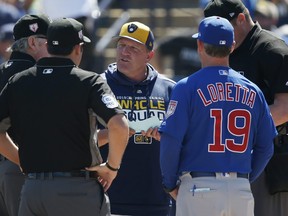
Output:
[8,37,29,53]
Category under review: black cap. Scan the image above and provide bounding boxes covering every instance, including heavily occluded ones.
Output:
[47,18,91,49]
[13,14,51,40]
[204,0,246,21]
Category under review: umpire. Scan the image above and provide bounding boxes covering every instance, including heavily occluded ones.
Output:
[0,17,129,216]
[0,14,51,216]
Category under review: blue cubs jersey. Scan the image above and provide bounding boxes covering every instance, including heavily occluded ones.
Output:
[159,66,277,189]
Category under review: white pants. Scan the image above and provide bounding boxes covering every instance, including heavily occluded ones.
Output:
[176,173,254,216]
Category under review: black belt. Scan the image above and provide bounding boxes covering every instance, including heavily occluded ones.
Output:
[190,172,249,179]
[26,171,98,179]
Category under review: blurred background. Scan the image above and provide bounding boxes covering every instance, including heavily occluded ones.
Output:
[1,0,288,80]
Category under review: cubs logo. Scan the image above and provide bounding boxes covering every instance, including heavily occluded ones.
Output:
[127,23,138,33]
[29,23,38,32]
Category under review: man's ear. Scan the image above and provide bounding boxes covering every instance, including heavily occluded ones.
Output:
[147,50,154,61]
[197,40,204,51]
[236,13,245,25]
[75,44,83,55]
[27,36,37,50]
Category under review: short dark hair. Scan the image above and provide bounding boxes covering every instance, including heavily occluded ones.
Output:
[204,43,232,57]
[47,45,74,56]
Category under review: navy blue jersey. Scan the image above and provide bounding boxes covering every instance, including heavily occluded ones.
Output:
[100,63,175,215]
[159,66,277,189]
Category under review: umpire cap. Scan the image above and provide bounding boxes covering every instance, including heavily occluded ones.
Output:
[204,0,246,21]
[13,14,51,40]
[47,17,91,49]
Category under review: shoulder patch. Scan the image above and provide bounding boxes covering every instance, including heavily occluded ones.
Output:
[102,94,119,109]
[166,100,178,119]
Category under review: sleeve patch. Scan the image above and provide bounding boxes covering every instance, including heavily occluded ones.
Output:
[101,94,119,109]
[166,100,178,119]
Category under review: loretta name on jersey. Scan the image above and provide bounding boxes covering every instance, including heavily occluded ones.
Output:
[197,82,256,108]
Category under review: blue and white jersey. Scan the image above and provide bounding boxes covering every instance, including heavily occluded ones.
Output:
[159,66,277,189]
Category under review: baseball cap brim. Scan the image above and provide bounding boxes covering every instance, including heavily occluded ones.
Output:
[83,35,91,43]
[112,35,145,46]
[192,33,200,39]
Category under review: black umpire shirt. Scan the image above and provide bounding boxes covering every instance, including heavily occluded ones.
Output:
[0,57,124,173]
[229,22,288,105]
[0,51,36,91]
[0,51,37,143]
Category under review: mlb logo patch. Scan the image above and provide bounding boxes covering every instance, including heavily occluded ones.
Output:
[166,100,178,119]
[219,70,228,75]
[29,23,38,32]
[43,69,53,74]
[219,40,226,45]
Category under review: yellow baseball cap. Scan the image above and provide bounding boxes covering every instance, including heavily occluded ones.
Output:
[115,21,154,50]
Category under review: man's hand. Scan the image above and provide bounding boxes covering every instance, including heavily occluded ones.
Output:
[129,128,136,137]
[141,127,161,141]
[169,187,179,200]
[86,163,117,191]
